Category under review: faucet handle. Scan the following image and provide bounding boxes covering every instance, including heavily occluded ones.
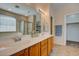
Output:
[12,36,21,42]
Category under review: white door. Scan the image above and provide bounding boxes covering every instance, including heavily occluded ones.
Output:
[67,23,79,42]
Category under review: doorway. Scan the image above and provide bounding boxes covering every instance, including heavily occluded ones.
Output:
[65,13,79,47]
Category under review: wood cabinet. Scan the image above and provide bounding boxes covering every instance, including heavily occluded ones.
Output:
[12,36,54,56]
[29,43,40,56]
[24,48,29,56]
[48,37,54,55]
[40,39,48,56]
[12,48,29,56]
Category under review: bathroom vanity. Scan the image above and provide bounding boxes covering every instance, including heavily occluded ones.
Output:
[0,34,54,56]
[0,9,54,56]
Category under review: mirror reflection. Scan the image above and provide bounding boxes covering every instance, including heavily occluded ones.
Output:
[0,9,41,37]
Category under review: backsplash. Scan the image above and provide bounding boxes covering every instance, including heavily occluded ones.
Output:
[0,32,23,40]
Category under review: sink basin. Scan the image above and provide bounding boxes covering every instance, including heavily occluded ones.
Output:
[0,35,32,51]
[0,44,9,51]
[0,46,8,51]
[21,35,32,41]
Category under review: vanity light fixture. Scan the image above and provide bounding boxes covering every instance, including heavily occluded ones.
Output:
[8,5,20,11]
[25,10,30,16]
[38,8,47,15]
[25,14,27,16]
[15,5,20,8]
[8,8,12,11]
[27,10,30,13]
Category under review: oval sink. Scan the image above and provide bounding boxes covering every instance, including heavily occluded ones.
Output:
[0,45,8,51]
[0,47,8,51]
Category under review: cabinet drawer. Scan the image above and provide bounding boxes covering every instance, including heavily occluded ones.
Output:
[41,39,48,46]
[41,44,47,50]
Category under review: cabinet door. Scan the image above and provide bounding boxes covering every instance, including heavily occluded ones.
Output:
[29,43,40,56]
[24,48,29,56]
[48,37,54,55]
[40,39,48,56]
[52,37,54,48]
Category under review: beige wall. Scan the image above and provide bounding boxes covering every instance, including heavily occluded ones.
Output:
[30,3,50,33]
[24,3,51,33]
[50,3,79,45]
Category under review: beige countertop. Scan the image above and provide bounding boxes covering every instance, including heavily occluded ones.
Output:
[0,33,53,56]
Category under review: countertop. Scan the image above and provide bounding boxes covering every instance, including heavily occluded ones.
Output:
[0,33,53,56]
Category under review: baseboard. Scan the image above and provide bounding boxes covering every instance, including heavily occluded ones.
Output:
[55,42,66,46]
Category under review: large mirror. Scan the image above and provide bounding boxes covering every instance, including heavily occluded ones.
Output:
[19,15,41,35]
[0,9,41,37]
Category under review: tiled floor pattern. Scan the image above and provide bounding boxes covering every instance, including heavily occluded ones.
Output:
[67,41,79,48]
[50,45,79,56]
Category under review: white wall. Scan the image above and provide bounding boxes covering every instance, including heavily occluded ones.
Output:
[49,3,79,45]
[67,23,79,42]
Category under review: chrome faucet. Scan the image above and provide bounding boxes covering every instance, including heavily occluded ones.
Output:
[13,36,21,42]
[13,33,22,42]
[31,31,38,37]
[31,31,35,37]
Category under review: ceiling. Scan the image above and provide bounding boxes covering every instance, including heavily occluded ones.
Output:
[0,3,49,16]
[0,3,38,16]
[24,3,49,13]
[1,3,79,16]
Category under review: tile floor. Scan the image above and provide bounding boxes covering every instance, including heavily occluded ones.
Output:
[67,41,79,48]
[50,44,79,56]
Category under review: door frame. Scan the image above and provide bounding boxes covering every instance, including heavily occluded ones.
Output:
[64,11,79,45]
[50,16,55,36]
